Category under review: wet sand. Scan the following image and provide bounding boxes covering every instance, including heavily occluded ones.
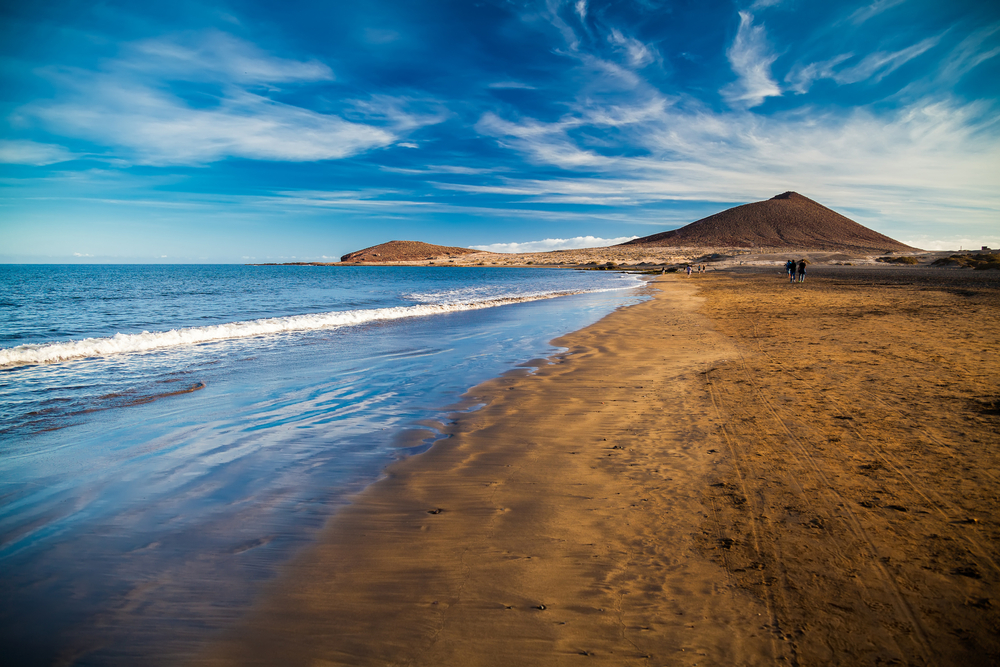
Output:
[200,269,1000,666]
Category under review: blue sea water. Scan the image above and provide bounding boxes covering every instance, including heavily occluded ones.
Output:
[0,264,645,665]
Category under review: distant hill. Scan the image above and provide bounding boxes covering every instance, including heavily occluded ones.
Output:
[621,192,917,252]
[340,240,483,263]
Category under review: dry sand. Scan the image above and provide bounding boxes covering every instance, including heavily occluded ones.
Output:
[200,269,999,666]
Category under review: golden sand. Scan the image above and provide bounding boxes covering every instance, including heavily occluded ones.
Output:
[200,271,999,666]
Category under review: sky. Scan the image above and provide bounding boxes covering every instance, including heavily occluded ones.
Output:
[1,0,998,262]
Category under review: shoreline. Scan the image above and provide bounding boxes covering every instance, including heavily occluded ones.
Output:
[248,247,996,270]
[0,268,645,667]
[200,269,1000,665]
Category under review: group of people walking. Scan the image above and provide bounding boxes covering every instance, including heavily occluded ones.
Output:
[786,259,807,283]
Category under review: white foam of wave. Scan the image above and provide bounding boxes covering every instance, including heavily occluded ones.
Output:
[0,288,634,368]
[406,286,573,305]
[405,274,643,305]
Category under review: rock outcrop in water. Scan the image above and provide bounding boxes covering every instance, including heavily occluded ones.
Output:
[621,192,917,252]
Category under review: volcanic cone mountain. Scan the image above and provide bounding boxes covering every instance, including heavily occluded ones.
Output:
[622,192,916,252]
[341,240,483,263]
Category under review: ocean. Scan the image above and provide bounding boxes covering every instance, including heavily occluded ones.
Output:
[0,264,645,665]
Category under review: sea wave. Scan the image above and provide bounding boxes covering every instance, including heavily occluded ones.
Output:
[0,289,617,368]
[404,275,640,305]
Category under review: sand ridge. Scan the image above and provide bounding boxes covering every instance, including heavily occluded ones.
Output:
[199,270,1000,666]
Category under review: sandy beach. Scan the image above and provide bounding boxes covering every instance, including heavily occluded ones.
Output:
[200,268,999,666]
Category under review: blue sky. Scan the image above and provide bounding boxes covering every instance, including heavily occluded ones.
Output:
[1,0,998,262]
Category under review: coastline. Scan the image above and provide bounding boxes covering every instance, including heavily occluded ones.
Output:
[250,246,988,270]
[200,269,1000,665]
[0,266,644,666]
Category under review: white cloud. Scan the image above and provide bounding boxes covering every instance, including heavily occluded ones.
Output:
[19,33,433,165]
[721,12,782,108]
[428,165,502,174]
[477,112,609,169]
[575,0,588,21]
[608,29,656,68]
[939,23,1000,83]
[785,54,853,94]
[488,81,537,90]
[381,164,504,175]
[346,94,446,131]
[542,0,582,50]
[833,36,940,84]
[268,190,418,209]
[901,234,1000,252]
[575,53,644,89]
[848,0,908,26]
[471,235,639,253]
[128,31,334,85]
[786,36,942,93]
[29,85,395,165]
[472,92,1000,236]
[0,140,76,165]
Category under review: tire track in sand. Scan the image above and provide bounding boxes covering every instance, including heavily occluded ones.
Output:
[729,343,936,665]
[744,313,1000,579]
[706,378,791,665]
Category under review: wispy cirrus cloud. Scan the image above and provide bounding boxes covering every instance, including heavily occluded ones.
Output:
[0,140,77,165]
[607,29,656,68]
[5,1,999,260]
[471,90,1000,238]
[477,112,610,169]
[939,23,1000,83]
[832,36,940,84]
[126,30,334,85]
[17,32,434,165]
[26,84,396,165]
[848,0,908,26]
[541,0,583,50]
[786,36,941,93]
[785,54,854,94]
[721,12,782,108]
[488,81,537,89]
[382,164,505,175]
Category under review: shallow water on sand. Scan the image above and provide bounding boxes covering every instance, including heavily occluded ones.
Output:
[0,264,645,665]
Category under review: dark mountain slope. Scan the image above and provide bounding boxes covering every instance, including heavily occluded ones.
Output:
[622,192,916,252]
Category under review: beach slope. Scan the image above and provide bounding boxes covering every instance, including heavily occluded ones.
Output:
[201,271,999,666]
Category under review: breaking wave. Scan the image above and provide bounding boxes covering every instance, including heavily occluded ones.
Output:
[0,289,611,368]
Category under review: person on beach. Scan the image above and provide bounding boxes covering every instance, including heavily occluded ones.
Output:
[686,265,692,276]
[797,259,807,282]
[786,259,795,282]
